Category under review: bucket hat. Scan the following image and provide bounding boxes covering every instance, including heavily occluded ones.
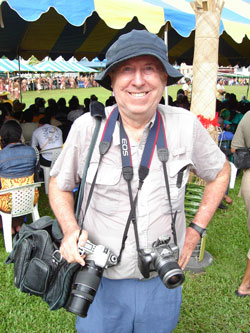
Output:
[95,29,183,91]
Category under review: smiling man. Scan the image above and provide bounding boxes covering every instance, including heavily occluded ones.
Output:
[49,30,230,333]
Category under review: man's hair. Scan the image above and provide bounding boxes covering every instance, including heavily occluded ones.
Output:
[0,120,22,149]
[57,97,67,107]
[22,109,34,123]
[90,94,98,102]
[69,96,80,110]
[39,116,51,125]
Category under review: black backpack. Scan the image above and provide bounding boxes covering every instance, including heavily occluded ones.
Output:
[6,216,80,310]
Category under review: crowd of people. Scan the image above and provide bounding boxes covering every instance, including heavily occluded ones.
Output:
[0,73,99,101]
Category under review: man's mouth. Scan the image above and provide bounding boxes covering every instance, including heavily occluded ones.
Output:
[129,92,148,97]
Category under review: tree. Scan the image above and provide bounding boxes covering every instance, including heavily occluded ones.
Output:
[28,55,40,66]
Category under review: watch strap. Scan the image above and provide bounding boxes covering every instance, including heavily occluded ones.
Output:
[189,222,206,238]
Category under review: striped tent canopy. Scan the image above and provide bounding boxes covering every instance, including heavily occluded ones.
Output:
[0,58,36,72]
[0,0,249,66]
[55,60,98,72]
[79,58,107,69]
[33,60,65,72]
[33,60,98,72]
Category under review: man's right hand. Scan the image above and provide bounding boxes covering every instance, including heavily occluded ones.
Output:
[48,177,88,266]
[60,228,88,266]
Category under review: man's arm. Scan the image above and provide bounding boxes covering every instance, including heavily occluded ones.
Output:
[48,176,87,266]
[178,160,230,270]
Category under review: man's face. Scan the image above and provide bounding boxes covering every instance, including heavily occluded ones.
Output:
[110,55,167,121]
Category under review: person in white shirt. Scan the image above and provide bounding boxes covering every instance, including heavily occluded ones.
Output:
[182,77,192,103]
[216,78,226,101]
[31,117,63,166]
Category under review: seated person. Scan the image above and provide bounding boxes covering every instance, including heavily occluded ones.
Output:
[175,93,190,110]
[31,117,63,167]
[56,97,69,122]
[29,97,46,122]
[218,118,234,157]
[0,120,39,232]
[20,108,39,145]
[67,96,84,122]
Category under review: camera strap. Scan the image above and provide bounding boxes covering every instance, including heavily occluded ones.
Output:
[117,111,161,261]
[118,111,178,262]
[157,113,178,246]
[79,107,119,230]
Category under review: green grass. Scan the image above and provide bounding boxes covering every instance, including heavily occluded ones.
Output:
[20,84,249,108]
[1,176,249,332]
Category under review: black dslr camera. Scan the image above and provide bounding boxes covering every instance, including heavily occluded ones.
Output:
[138,236,185,289]
[65,240,117,317]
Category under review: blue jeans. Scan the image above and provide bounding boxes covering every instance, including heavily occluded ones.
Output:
[76,276,182,333]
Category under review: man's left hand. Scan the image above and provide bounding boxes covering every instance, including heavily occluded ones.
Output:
[178,227,201,270]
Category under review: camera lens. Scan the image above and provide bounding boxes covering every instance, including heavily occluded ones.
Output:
[65,261,103,317]
[156,261,185,289]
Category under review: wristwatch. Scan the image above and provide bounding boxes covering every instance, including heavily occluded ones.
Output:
[189,222,206,238]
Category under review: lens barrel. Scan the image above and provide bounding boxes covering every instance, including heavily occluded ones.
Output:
[156,260,185,289]
[65,261,103,317]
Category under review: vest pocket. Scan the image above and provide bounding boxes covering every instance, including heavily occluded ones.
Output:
[86,164,122,215]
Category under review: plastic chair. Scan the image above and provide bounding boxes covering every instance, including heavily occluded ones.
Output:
[40,147,62,194]
[229,161,238,189]
[0,182,43,252]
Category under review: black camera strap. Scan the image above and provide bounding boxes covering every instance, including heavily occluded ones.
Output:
[117,111,178,262]
[157,113,178,246]
[117,111,161,262]
[79,107,119,231]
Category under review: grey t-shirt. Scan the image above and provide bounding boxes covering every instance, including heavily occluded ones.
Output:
[231,111,250,149]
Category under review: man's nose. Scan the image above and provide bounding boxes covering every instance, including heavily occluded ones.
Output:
[132,69,145,85]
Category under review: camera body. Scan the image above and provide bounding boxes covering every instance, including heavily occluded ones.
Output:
[65,240,117,317]
[138,235,185,289]
[78,240,118,268]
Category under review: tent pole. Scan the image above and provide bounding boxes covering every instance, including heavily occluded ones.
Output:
[18,55,22,102]
[164,22,169,105]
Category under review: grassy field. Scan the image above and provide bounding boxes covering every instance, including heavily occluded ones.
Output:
[20,84,249,109]
[0,85,249,332]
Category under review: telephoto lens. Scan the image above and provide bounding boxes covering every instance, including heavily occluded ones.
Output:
[65,260,104,317]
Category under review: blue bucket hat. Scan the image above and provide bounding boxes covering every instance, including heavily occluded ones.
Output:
[95,29,183,91]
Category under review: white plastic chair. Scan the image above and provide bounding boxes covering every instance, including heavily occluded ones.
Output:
[40,147,62,194]
[0,182,43,252]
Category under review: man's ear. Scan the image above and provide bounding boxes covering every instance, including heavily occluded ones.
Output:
[163,73,168,85]
[109,73,113,89]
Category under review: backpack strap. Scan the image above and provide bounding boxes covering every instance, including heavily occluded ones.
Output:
[74,101,106,220]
